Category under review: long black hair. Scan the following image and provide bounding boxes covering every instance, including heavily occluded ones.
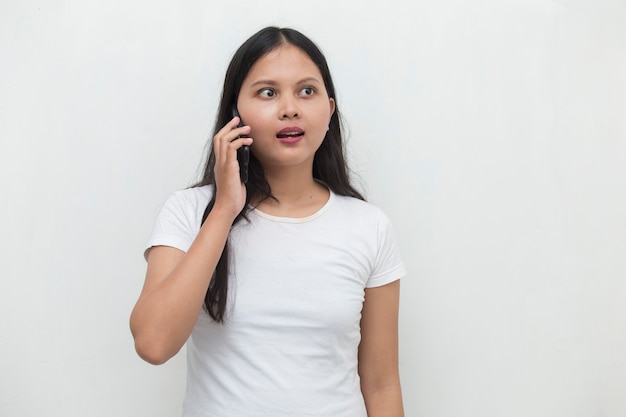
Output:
[194,26,364,322]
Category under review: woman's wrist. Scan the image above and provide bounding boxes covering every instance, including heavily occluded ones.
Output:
[206,202,241,227]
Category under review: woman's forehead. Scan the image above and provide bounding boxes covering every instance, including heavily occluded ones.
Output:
[243,44,322,84]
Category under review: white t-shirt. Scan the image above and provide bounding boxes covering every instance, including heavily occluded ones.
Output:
[146,185,406,417]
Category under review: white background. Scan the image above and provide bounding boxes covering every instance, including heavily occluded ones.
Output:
[1,1,625,416]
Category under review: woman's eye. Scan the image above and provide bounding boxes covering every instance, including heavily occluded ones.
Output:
[300,87,314,96]
[259,88,275,98]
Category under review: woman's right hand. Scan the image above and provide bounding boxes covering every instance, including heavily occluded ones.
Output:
[212,116,253,220]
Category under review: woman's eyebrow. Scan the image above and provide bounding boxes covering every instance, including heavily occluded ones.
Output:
[249,76,322,88]
[296,77,322,85]
[250,79,277,88]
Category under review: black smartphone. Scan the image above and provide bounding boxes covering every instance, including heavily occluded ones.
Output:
[232,107,250,184]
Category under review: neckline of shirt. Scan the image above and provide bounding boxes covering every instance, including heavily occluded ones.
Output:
[251,189,335,224]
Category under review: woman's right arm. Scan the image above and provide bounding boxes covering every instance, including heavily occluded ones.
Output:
[129,117,252,365]
[130,207,232,365]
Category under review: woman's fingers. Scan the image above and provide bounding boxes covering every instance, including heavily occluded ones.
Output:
[214,117,251,162]
[214,117,248,145]
[212,117,253,216]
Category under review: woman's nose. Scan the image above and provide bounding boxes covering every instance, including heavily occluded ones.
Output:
[279,96,300,119]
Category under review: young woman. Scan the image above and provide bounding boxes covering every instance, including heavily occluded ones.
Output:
[130,26,406,417]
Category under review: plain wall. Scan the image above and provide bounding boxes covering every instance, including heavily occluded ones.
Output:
[1,0,625,416]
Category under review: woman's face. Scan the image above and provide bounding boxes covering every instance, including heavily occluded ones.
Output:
[236,44,335,172]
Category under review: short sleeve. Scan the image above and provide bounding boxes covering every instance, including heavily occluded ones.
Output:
[143,187,210,260]
[366,212,407,288]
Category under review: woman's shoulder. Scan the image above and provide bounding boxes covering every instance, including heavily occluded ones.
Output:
[331,192,389,222]
[331,191,378,210]
[169,184,213,205]
[160,185,213,220]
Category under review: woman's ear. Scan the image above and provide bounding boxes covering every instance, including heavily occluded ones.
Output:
[329,97,336,117]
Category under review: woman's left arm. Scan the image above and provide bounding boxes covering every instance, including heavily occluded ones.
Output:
[358,279,404,417]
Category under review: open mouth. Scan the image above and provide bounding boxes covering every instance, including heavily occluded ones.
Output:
[276,127,305,139]
[276,132,305,139]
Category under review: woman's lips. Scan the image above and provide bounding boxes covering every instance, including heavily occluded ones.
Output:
[276,127,304,144]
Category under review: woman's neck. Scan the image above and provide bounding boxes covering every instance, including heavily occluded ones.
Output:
[253,166,330,218]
